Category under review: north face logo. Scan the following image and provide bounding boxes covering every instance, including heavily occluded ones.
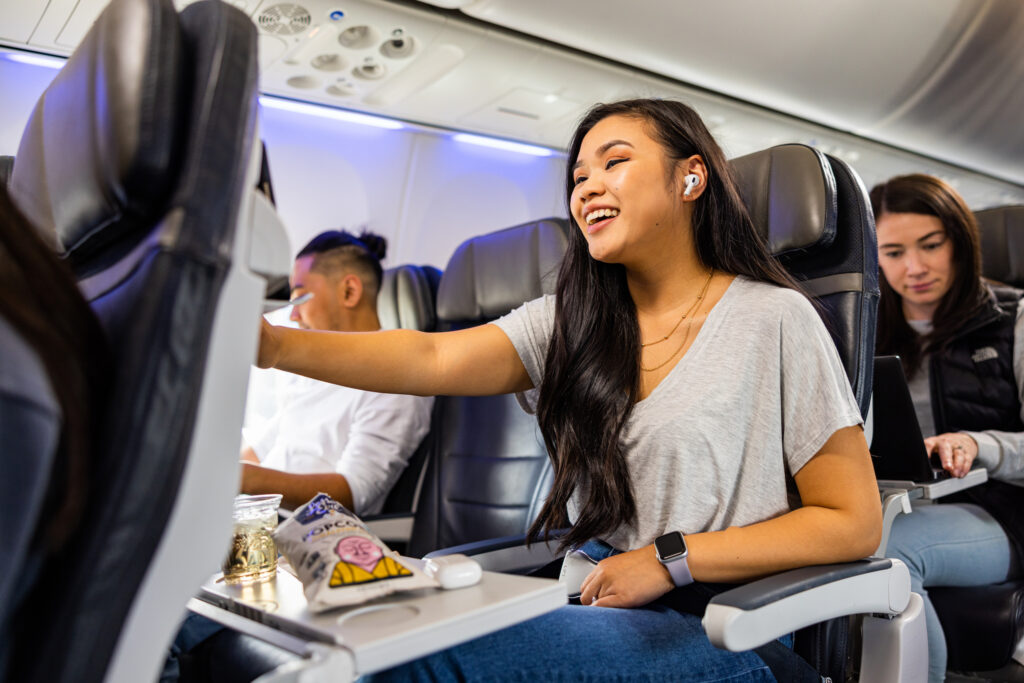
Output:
[971,346,999,363]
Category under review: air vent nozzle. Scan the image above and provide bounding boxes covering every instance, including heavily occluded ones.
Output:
[257,4,312,36]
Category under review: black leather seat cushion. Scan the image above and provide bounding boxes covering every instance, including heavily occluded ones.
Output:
[932,580,1024,671]
[976,205,1024,289]
[378,264,442,332]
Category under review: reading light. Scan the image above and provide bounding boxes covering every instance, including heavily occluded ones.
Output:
[4,52,66,69]
[451,133,555,157]
[258,95,403,130]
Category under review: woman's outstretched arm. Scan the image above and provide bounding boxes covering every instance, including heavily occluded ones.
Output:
[258,318,533,397]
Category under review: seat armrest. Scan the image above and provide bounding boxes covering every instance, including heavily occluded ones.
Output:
[702,557,910,652]
[424,531,568,574]
[877,467,988,500]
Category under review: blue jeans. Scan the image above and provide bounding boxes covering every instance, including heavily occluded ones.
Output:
[364,540,785,682]
[885,503,1014,683]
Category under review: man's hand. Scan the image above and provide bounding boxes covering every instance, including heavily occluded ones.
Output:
[924,432,978,478]
[578,545,674,609]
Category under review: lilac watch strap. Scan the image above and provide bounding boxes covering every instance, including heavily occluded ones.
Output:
[664,553,693,587]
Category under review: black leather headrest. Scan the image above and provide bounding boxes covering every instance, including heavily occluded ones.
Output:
[730,144,838,256]
[9,0,182,263]
[0,156,13,188]
[437,218,570,323]
[378,264,442,332]
[976,205,1024,288]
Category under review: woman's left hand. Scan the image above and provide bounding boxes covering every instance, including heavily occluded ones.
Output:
[578,545,674,609]
[924,432,978,478]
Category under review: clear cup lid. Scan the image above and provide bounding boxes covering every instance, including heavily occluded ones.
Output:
[232,493,283,520]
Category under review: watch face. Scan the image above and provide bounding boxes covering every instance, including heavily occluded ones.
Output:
[656,532,686,560]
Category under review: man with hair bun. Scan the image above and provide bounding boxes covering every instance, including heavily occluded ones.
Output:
[240,230,433,515]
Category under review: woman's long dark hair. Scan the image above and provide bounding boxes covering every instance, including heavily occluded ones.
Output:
[0,185,107,551]
[530,99,799,548]
[870,174,986,378]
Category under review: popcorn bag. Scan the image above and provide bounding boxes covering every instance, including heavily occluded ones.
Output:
[274,493,437,611]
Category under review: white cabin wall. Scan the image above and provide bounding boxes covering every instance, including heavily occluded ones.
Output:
[258,103,567,271]
[0,58,55,155]
[393,134,565,268]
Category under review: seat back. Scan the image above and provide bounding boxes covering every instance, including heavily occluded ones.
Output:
[6,0,269,680]
[407,218,570,557]
[976,205,1024,288]
[731,144,880,680]
[376,263,443,514]
[378,263,443,332]
[732,144,878,418]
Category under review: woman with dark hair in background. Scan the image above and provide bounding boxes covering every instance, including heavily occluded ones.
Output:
[0,184,108,678]
[258,98,881,680]
[873,173,1024,682]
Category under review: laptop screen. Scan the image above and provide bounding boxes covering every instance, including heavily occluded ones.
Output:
[869,355,949,482]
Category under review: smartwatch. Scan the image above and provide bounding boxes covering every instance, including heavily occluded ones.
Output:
[654,531,693,587]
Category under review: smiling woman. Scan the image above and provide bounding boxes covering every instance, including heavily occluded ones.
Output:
[259,98,881,681]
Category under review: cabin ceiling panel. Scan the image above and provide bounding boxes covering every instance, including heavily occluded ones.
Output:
[457,0,969,129]
[0,1,47,43]
[450,0,1024,184]
[859,0,1024,188]
[0,0,1022,187]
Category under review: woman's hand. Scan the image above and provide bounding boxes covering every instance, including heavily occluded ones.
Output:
[924,432,978,477]
[257,317,282,369]
[578,545,674,609]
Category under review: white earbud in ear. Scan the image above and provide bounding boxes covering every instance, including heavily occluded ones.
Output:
[683,174,700,197]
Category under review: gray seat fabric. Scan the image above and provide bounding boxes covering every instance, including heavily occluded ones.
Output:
[5,0,260,680]
[407,217,569,557]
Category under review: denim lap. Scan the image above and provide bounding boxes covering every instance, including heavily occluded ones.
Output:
[363,602,775,682]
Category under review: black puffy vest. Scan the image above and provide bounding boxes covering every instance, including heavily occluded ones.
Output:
[930,285,1024,435]
[931,285,1024,563]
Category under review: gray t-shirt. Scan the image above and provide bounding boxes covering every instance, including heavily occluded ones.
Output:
[906,319,938,438]
[493,275,862,550]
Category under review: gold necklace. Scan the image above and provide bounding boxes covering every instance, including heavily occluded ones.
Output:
[640,269,714,373]
[640,269,715,347]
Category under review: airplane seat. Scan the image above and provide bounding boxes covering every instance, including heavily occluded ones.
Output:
[4,0,280,680]
[376,263,443,516]
[924,203,1024,676]
[0,156,12,187]
[976,204,1024,288]
[405,217,570,559]
[727,144,880,680]
[377,263,442,332]
[733,144,878,418]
